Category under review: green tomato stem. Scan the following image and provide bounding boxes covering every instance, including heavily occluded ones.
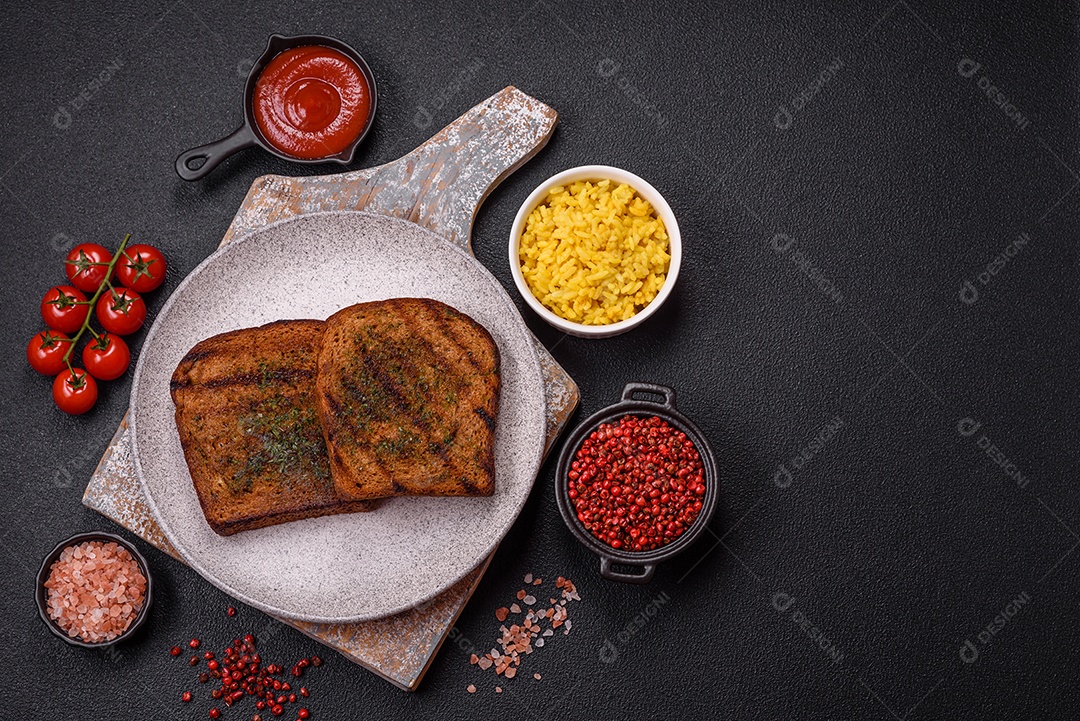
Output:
[62,233,130,367]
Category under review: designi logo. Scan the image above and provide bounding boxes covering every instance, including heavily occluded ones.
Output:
[956,417,1030,489]
[959,591,1031,664]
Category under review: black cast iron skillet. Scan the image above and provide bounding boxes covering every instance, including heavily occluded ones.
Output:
[555,382,720,584]
[175,33,378,181]
[36,531,154,648]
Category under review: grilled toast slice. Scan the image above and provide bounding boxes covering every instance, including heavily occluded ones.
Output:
[315,298,500,501]
[170,320,374,536]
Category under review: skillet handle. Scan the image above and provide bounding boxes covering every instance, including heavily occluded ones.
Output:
[599,556,655,584]
[620,382,676,410]
[175,125,257,181]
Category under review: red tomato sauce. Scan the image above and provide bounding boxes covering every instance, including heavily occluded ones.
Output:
[252,46,371,160]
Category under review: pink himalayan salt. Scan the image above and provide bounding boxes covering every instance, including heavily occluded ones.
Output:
[43,540,147,643]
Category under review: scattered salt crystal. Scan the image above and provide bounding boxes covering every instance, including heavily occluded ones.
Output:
[470,575,581,687]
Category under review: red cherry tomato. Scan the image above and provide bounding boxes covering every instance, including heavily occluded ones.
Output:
[115,244,166,293]
[27,330,71,376]
[83,332,130,381]
[41,286,90,334]
[96,287,146,336]
[64,243,113,293]
[52,368,98,415]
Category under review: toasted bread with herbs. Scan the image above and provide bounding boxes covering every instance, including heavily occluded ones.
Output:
[315,298,501,501]
[170,320,374,536]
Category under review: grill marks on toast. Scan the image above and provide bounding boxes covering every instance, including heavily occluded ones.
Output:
[171,301,501,535]
[171,320,373,536]
[171,366,316,391]
[316,298,500,500]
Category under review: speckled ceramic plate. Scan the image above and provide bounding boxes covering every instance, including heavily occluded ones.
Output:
[130,212,546,623]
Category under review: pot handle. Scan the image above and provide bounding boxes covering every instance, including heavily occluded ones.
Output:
[599,556,655,584]
[175,124,257,181]
[620,382,676,410]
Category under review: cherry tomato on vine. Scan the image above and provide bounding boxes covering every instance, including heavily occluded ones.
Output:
[83,332,130,380]
[41,286,90,334]
[64,243,113,293]
[26,330,71,376]
[115,244,166,293]
[96,287,146,336]
[52,368,98,415]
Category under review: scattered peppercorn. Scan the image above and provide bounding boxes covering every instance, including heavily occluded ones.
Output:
[169,616,327,717]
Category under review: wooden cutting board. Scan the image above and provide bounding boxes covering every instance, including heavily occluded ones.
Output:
[82,86,579,690]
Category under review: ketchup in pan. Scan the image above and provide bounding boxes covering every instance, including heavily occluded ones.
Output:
[253,46,372,160]
[175,34,377,181]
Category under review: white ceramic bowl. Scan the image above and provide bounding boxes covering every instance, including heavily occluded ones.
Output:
[508,165,681,338]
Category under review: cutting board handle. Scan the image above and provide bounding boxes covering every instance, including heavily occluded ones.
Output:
[224,87,559,252]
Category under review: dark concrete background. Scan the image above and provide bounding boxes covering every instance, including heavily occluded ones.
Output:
[2,0,1077,717]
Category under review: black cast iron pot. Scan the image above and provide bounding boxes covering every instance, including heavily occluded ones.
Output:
[555,382,720,584]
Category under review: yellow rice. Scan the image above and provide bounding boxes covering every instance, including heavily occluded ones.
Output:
[517,179,669,325]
